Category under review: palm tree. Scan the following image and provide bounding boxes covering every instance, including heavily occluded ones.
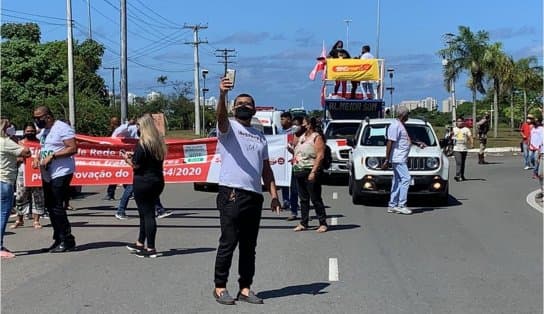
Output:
[515,57,542,118]
[482,42,510,137]
[439,26,489,136]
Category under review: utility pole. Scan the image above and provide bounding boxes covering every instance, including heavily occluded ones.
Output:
[66,0,76,129]
[184,24,207,135]
[215,48,236,76]
[104,67,118,107]
[120,0,128,123]
[87,0,92,40]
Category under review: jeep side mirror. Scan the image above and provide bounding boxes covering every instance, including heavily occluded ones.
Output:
[439,138,446,148]
[347,138,355,147]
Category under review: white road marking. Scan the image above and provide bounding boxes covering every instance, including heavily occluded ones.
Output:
[331,217,338,226]
[329,258,339,281]
[332,192,338,199]
[526,190,543,214]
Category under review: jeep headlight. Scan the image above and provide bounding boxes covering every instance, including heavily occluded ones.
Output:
[425,157,439,169]
[366,157,380,169]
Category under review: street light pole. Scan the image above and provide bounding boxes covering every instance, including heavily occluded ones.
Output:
[442,33,456,124]
[386,68,395,116]
[375,0,381,58]
[344,18,352,50]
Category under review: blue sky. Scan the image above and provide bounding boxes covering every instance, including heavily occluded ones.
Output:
[2,0,543,111]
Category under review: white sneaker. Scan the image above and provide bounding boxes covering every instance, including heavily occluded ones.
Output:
[395,207,413,215]
[387,207,396,213]
[524,166,530,170]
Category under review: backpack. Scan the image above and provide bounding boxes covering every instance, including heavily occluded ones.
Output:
[321,144,333,170]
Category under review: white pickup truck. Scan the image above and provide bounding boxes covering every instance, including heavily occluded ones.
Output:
[347,118,449,205]
[323,119,361,177]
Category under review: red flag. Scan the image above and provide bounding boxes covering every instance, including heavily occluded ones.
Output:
[309,42,327,80]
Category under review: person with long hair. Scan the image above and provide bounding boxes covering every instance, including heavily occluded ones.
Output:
[292,116,328,233]
[11,122,45,230]
[0,118,31,258]
[122,114,166,258]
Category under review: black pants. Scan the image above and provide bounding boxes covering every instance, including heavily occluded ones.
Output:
[106,184,116,198]
[214,186,263,290]
[453,151,468,178]
[43,174,74,243]
[133,176,164,249]
[294,170,328,228]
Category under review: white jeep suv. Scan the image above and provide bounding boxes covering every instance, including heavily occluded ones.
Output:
[347,118,449,205]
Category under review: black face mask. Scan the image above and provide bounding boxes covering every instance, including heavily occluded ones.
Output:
[34,118,46,129]
[24,133,37,140]
[234,106,254,121]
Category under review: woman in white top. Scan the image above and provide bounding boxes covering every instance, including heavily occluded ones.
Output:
[452,117,473,182]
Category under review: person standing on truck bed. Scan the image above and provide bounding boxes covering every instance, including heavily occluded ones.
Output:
[359,45,375,99]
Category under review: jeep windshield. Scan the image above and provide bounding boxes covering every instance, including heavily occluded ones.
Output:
[360,123,437,146]
[325,122,360,139]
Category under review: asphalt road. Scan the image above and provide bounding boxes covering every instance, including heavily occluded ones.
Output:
[2,154,542,314]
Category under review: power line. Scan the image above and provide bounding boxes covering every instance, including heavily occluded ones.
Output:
[0,13,66,26]
[134,0,179,27]
[1,8,66,21]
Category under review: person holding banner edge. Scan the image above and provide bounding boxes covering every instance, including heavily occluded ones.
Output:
[33,106,78,253]
[212,75,281,305]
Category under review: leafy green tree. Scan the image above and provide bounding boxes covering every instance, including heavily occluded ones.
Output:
[515,57,542,119]
[482,42,510,137]
[1,23,110,134]
[439,26,490,136]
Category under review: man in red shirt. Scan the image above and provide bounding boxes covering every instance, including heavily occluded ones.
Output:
[520,114,535,169]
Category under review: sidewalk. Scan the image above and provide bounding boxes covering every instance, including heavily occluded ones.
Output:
[467,146,520,154]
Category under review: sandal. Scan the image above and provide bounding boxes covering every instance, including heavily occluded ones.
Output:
[9,220,24,229]
[33,221,42,229]
[316,225,328,233]
[293,224,306,232]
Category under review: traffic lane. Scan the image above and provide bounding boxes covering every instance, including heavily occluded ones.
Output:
[322,154,542,313]
[1,184,355,313]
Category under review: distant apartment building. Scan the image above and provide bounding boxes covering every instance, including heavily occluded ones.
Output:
[399,97,437,111]
[441,97,467,113]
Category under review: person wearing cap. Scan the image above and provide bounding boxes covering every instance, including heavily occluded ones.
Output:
[520,114,535,170]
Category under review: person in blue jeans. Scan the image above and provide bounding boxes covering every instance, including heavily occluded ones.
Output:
[115,185,171,219]
[382,107,424,215]
[0,119,31,258]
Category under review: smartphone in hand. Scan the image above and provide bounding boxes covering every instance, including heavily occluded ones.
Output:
[225,69,236,89]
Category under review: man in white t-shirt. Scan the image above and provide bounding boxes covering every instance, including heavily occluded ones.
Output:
[452,117,473,182]
[382,107,422,215]
[212,76,281,305]
[33,106,78,253]
[359,45,375,99]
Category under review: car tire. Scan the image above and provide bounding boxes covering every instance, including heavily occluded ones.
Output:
[351,179,363,205]
[348,173,354,196]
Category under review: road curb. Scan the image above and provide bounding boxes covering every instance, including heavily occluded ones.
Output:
[526,190,543,213]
